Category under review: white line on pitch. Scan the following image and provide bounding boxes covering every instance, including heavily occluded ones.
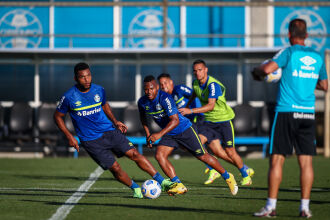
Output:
[48,166,104,220]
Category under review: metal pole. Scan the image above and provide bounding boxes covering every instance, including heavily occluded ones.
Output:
[162,0,168,48]
[324,50,330,158]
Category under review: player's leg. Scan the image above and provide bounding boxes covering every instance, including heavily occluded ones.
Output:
[155,145,176,179]
[182,125,238,195]
[80,134,143,198]
[221,121,252,185]
[298,155,313,218]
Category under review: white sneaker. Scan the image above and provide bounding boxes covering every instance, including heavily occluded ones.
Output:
[299,209,312,218]
[254,207,277,217]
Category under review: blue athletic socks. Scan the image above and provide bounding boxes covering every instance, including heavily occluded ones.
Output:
[240,166,249,178]
[205,163,214,171]
[221,170,230,180]
[152,172,165,185]
[170,176,181,183]
[130,180,140,189]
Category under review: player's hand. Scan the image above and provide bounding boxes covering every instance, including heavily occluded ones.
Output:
[179,108,191,116]
[115,121,128,133]
[251,67,266,81]
[147,133,162,148]
[67,135,79,152]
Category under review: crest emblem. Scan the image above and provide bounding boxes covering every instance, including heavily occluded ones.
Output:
[156,103,162,111]
[94,94,101,102]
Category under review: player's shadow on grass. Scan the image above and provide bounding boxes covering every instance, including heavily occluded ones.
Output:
[15,174,117,182]
[22,199,251,216]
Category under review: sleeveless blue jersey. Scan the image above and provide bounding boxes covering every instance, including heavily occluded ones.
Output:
[138,90,192,135]
[57,83,115,141]
[172,84,203,121]
[272,44,328,113]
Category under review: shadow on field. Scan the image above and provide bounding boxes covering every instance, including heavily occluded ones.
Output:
[21,199,250,216]
[15,174,117,182]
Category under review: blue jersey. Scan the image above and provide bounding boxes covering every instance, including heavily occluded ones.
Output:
[272,45,328,113]
[138,90,192,135]
[172,84,203,121]
[57,83,115,141]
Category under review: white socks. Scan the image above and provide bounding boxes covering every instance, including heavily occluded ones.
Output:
[300,199,310,212]
[265,198,277,210]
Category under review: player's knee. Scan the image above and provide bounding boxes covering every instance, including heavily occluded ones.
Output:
[225,148,236,157]
[109,162,122,173]
[128,148,142,161]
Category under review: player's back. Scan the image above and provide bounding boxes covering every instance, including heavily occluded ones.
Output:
[274,45,326,113]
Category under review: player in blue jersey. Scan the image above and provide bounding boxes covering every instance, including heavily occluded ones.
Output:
[179,60,254,186]
[54,62,181,199]
[252,19,328,218]
[158,73,254,185]
[138,75,239,196]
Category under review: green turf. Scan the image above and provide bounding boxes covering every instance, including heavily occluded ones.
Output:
[0,156,329,220]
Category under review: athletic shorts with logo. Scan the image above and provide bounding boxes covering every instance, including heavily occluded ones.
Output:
[269,112,316,155]
[81,129,135,170]
[198,121,234,148]
[158,124,206,156]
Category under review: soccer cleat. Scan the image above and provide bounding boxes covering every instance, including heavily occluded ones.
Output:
[132,188,143,199]
[204,169,221,185]
[204,167,210,174]
[225,173,238,195]
[299,210,312,218]
[240,176,252,186]
[161,179,177,192]
[167,182,188,195]
[246,167,255,177]
[254,207,277,217]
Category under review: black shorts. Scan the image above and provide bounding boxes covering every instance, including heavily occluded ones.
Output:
[199,121,235,148]
[197,122,219,145]
[269,112,316,156]
[158,125,206,157]
[81,130,135,170]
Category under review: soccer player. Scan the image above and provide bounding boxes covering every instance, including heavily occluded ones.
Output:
[252,19,328,218]
[54,62,180,199]
[138,75,239,196]
[179,59,254,186]
[157,73,227,184]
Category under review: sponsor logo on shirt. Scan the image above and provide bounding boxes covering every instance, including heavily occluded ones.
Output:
[292,104,315,110]
[174,95,178,101]
[77,107,101,116]
[165,97,172,113]
[57,96,65,109]
[293,112,315,120]
[210,83,215,96]
[94,94,101,102]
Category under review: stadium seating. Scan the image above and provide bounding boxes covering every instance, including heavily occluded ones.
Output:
[123,104,144,136]
[233,104,257,136]
[8,102,33,143]
[37,103,59,148]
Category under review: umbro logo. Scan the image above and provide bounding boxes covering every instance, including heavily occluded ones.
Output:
[300,56,316,66]
[75,101,82,106]
[146,106,149,110]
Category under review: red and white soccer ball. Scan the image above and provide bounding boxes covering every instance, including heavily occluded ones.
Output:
[262,59,282,83]
[141,179,161,199]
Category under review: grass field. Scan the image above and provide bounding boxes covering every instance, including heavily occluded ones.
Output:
[0,156,330,220]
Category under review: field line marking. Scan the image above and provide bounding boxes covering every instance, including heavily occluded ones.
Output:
[48,166,104,220]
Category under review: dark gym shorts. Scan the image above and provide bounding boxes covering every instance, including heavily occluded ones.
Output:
[80,129,135,170]
[158,124,206,157]
[198,120,235,148]
[269,112,316,156]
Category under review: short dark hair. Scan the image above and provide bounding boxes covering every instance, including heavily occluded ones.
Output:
[74,62,90,77]
[157,73,171,81]
[289,18,307,39]
[193,59,206,67]
[143,75,155,83]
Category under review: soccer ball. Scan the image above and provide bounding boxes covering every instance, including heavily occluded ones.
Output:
[262,59,282,83]
[141,179,161,199]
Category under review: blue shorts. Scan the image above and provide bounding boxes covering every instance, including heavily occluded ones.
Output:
[197,122,219,145]
[158,125,206,156]
[80,130,135,170]
[202,121,235,148]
